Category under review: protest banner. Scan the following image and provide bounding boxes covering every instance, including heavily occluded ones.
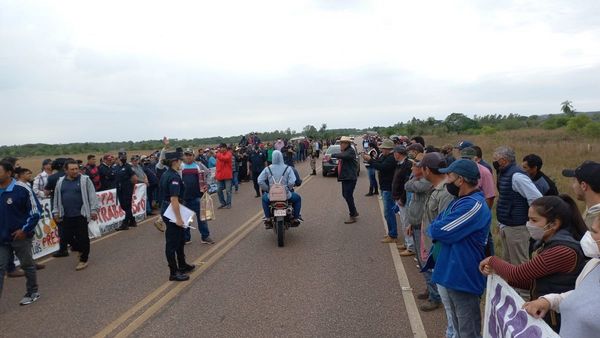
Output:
[16,184,147,265]
[483,274,559,338]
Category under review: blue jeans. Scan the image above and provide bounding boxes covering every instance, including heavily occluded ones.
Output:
[232,172,239,191]
[217,180,232,206]
[262,192,301,219]
[367,167,377,191]
[423,270,442,303]
[437,284,458,338]
[183,197,211,241]
[341,180,358,217]
[381,191,398,238]
[439,285,481,338]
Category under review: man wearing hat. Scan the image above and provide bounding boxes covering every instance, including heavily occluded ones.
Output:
[333,136,359,223]
[429,159,491,338]
[417,152,453,313]
[363,139,398,237]
[563,161,600,229]
[159,151,194,281]
[391,145,415,255]
[115,150,138,231]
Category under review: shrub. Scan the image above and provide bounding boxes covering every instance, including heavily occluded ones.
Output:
[583,122,600,138]
[481,126,497,135]
[566,115,592,133]
[542,116,570,130]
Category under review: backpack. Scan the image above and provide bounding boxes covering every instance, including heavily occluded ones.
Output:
[267,166,289,201]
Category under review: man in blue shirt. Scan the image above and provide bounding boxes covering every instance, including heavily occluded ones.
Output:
[0,160,42,305]
[428,159,491,338]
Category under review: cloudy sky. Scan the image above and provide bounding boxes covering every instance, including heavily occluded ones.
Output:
[1,0,599,145]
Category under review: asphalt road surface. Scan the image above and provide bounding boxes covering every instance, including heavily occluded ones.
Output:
[1,158,446,338]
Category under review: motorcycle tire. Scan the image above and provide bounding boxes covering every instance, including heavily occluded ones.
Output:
[276,219,285,247]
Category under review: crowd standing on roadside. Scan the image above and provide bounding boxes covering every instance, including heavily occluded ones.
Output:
[1,129,599,338]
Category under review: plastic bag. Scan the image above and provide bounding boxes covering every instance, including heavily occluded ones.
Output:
[200,193,215,221]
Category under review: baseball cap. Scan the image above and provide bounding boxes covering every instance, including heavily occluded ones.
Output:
[460,147,477,159]
[394,145,407,154]
[440,159,481,181]
[562,161,600,190]
[183,148,194,155]
[455,140,474,150]
[407,143,424,153]
[416,152,446,169]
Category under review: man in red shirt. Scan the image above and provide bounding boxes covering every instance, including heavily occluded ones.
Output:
[215,143,233,209]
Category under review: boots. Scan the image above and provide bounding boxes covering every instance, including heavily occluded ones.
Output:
[373,188,379,195]
[365,188,374,196]
[129,218,137,228]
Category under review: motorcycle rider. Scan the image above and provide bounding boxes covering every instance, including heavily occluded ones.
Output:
[258,150,302,229]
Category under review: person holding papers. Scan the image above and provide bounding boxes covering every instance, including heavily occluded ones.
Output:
[159,151,195,282]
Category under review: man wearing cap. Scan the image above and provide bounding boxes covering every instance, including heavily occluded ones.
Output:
[115,151,138,231]
[429,159,491,338]
[363,139,397,237]
[181,148,214,244]
[333,136,359,223]
[493,146,542,268]
[159,151,194,282]
[418,152,454,313]
[215,143,233,209]
[461,147,496,209]
[522,154,559,196]
[563,161,600,229]
[405,153,431,264]
[391,145,415,255]
[32,159,52,200]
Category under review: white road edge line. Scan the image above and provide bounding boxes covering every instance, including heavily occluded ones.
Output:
[377,197,427,338]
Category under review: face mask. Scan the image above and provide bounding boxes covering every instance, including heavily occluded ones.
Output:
[446,181,460,197]
[493,161,501,171]
[526,221,551,241]
[580,231,600,258]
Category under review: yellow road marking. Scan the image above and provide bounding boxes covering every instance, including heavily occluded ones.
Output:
[95,169,318,337]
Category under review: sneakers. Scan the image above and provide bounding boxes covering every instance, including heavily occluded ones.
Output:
[225,205,231,209]
[397,244,407,251]
[7,269,25,278]
[52,251,69,258]
[217,205,226,209]
[200,237,215,244]
[344,217,357,224]
[420,300,441,312]
[399,250,415,257]
[115,225,129,231]
[365,192,374,196]
[290,219,301,227]
[169,273,190,282]
[381,236,397,244]
[35,263,46,270]
[76,261,88,271]
[179,264,195,273]
[20,292,40,306]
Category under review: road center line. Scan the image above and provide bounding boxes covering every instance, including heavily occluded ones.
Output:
[377,198,427,338]
[95,170,318,337]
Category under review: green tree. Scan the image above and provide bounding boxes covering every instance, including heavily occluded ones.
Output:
[566,115,591,133]
[561,100,575,117]
[583,122,600,138]
[444,113,479,133]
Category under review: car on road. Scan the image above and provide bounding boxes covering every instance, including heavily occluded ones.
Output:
[322,144,361,177]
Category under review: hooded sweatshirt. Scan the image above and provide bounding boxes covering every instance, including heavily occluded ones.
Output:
[258,150,296,200]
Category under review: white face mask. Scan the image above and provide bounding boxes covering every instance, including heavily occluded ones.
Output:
[526,221,551,241]
[580,231,600,258]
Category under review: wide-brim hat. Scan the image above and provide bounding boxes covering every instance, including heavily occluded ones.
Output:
[339,136,353,143]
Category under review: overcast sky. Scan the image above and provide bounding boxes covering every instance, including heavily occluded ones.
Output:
[1,0,599,146]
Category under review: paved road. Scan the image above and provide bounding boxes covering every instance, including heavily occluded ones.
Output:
[1,158,446,338]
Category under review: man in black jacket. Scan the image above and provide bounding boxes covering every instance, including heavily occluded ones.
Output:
[332,136,359,224]
[363,139,398,242]
[391,145,414,255]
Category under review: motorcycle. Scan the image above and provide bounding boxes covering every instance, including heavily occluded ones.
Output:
[268,201,297,247]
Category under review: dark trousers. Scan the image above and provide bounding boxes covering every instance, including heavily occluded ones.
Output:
[164,219,187,275]
[62,216,90,262]
[118,189,134,223]
[57,221,68,253]
[341,180,358,216]
[252,171,262,196]
[0,238,37,297]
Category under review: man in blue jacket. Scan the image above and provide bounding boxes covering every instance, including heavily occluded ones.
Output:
[0,160,42,305]
[428,159,491,338]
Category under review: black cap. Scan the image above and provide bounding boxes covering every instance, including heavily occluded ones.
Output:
[562,161,600,190]
[164,152,182,161]
[394,145,408,155]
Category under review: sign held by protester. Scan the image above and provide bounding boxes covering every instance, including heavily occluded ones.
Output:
[483,274,559,338]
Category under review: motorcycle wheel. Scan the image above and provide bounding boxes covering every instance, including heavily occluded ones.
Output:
[276,219,285,247]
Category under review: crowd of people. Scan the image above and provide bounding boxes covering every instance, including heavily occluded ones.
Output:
[353,134,600,338]
[1,130,599,338]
